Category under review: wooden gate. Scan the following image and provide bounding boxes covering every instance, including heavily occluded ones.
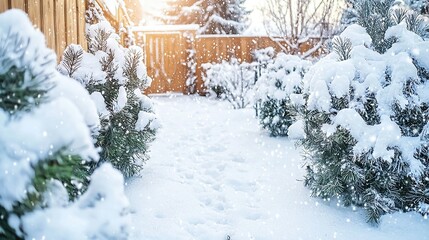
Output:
[134,25,199,94]
[144,33,187,93]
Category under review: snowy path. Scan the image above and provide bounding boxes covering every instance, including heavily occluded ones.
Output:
[125,95,429,240]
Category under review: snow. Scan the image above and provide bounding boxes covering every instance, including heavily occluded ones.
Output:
[287,119,305,140]
[202,59,256,109]
[0,97,98,211]
[136,111,158,131]
[0,10,56,77]
[0,10,134,239]
[125,95,429,240]
[58,44,107,85]
[340,24,372,47]
[22,164,131,240]
[114,86,128,113]
[254,53,311,102]
[49,73,101,131]
[91,91,110,119]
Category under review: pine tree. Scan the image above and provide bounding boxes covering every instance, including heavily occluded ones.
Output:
[254,54,311,136]
[198,0,250,34]
[0,10,99,238]
[162,0,250,34]
[340,0,359,30]
[301,0,429,224]
[162,0,200,25]
[59,21,159,178]
[340,0,429,31]
[406,0,429,14]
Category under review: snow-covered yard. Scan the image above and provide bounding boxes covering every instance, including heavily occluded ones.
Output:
[125,95,429,240]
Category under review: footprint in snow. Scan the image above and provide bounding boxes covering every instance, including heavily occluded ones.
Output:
[226,179,257,193]
[205,144,227,153]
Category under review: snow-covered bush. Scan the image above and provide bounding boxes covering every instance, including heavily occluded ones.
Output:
[252,47,276,79]
[0,10,130,239]
[301,0,429,223]
[254,53,311,136]
[202,58,256,109]
[58,21,159,178]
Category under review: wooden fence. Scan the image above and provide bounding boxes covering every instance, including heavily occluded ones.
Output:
[194,36,287,94]
[0,0,86,61]
[136,28,320,94]
[0,0,131,61]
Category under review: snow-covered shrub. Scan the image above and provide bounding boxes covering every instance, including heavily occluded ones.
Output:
[254,53,311,136]
[301,0,429,223]
[58,21,159,178]
[252,47,276,79]
[202,58,257,109]
[0,10,130,239]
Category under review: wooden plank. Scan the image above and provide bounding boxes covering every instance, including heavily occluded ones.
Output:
[11,0,25,10]
[42,0,55,50]
[27,0,41,29]
[0,0,9,13]
[55,0,67,59]
[65,0,78,45]
[76,0,86,49]
[242,37,253,62]
[195,37,203,94]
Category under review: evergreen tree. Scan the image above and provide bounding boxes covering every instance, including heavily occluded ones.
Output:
[406,0,429,14]
[340,0,429,31]
[198,0,250,34]
[58,21,159,178]
[340,0,359,30]
[254,53,311,136]
[163,0,250,34]
[0,10,131,239]
[301,0,429,224]
[163,0,200,25]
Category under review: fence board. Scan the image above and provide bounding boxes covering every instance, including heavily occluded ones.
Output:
[1,0,132,62]
[76,0,86,48]
[55,0,67,58]
[0,0,8,13]
[65,0,78,45]
[27,0,41,28]
[11,0,26,10]
[42,0,55,50]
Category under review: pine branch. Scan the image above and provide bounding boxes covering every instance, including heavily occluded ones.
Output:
[59,45,83,77]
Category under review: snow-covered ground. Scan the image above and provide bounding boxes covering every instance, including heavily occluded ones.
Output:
[125,95,429,240]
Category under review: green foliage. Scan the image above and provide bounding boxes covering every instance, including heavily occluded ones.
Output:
[93,50,155,177]
[301,2,429,224]
[1,150,89,239]
[356,0,395,53]
[258,98,297,137]
[0,32,54,115]
[0,25,92,238]
[255,54,310,137]
[301,105,429,223]
[59,46,83,78]
[355,0,429,53]
[61,22,157,178]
